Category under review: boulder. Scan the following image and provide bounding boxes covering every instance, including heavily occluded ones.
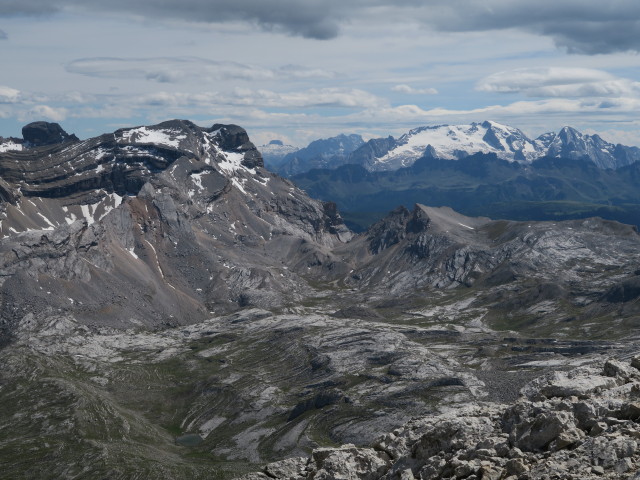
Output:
[309,445,391,480]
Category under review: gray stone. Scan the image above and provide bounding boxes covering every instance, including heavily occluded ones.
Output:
[264,457,308,479]
[505,458,529,475]
[509,410,580,452]
[604,359,638,381]
[310,445,390,480]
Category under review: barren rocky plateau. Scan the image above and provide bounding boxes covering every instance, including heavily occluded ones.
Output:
[0,120,639,479]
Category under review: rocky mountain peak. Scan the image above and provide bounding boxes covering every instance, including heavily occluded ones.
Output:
[0,119,351,329]
[366,205,411,254]
[209,123,263,169]
[556,125,582,147]
[22,121,78,147]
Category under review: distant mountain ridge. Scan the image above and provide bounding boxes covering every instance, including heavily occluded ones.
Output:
[259,133,365,176]
[292,152,640,231]
[258,121,640,176]
[257,139,299,169]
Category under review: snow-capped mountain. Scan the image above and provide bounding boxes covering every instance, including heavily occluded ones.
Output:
[541,126,640,170]
[258,140,299,169]
[274,133,364,176]
[368,121,538,171]
[0,119,352,331]
[348,121,640,172]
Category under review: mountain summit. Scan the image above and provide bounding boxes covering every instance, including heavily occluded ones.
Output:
[0,120,350,332]
[265,121,640,176]
[363,121,640,171]
[366,121,539,170]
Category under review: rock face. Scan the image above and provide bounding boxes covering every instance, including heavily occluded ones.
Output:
[335,204,640,303]
[22,121,78,147]
[542,126,640,170]
[243,356,640,480]
[1,116,639,337]
[0,119,351,335]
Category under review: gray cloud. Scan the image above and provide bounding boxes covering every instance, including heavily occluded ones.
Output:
[0,0,346,39]
[0,29,7,40]
[66,57,336,83]
[477,68,640,98]
[0,0,56,16]
[2,0,638,51]
[131,87,385,109]
[392,84,438,95]
[423,1,640,55]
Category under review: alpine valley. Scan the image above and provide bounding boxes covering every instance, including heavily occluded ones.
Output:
[1,120,640,479]
[260,121,640,231]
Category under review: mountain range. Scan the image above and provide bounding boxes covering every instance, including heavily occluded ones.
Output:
[2,120,640,478]
[257,121,640,176]
[291,152,640,231]
[259,133,365,176]
[255,139,298,169]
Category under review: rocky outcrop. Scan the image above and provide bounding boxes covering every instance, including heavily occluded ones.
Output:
[337,204,640,301]
[242,356,640,480]
[542,126,640,170]
[349,136,398,170]
[22,121,78,147]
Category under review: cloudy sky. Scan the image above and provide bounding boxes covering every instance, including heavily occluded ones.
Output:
[1,1,639,146]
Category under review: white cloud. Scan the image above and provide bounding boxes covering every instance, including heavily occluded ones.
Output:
[18,105,68,122]
[425,98,640,117]
[478,67,640,98]
[584,127,640,147]
[66,57,336,83]
[130,87,385,110]
[391,84,438,95]
[0,86,21,103]
[227,87,385,108]
[477,68,612,93]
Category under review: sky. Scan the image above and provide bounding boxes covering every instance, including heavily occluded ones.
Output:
[0,1,639,147]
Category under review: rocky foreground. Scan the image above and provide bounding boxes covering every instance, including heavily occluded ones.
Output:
[242,357,640,480]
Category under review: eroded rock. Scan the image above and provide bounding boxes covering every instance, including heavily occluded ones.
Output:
[248,357,640,480]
